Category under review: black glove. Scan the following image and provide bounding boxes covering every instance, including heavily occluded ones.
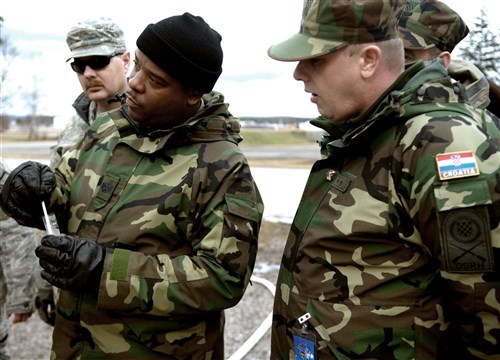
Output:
[0,161,56,228]
[35,235,109,293]
[35,287,56,326]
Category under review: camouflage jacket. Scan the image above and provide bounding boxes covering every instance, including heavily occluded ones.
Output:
[271,60,499,359]
[448,59,492,112]
[46,92,264,359]
[0,159,37,316]
[49,93,96,169]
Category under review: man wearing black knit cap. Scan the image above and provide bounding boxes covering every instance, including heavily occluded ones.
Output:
[0,12,263,359]
[128,12,226,128]
[136,13,222,94]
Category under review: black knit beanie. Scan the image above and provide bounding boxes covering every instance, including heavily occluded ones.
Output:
[136,13,223,93]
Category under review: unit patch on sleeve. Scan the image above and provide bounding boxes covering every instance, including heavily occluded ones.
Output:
[440,207,494,273]
[435,151,479,181]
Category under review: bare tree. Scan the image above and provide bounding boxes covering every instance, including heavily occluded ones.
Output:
[25,74,42,140]
[459,8,500,83]
[0,16,21,115]
[1,17,47,138]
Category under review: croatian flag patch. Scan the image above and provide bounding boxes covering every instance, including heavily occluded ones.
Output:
[435,151,480,180]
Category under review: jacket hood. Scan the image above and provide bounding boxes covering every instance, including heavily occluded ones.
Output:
[106,91,242,155]
[447,58,491,109]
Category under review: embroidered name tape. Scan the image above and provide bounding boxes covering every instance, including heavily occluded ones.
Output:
[435,151,479,180]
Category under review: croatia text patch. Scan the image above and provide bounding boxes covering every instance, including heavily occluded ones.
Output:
[435,151,479,180]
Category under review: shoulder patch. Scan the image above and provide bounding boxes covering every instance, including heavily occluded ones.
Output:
[440,207,494,273]
[435,151,480,181]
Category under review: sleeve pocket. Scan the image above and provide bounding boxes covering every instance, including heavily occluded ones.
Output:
[224,193,259,222]
[433,177,491,212]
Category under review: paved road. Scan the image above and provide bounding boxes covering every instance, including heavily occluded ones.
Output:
[2,141,322,161]
[240,144,320,160]
[1,140,55,158]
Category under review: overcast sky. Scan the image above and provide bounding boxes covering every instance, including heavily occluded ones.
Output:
[1,0,496,119]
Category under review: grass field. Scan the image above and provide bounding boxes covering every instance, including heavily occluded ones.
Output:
[239,129,318,146]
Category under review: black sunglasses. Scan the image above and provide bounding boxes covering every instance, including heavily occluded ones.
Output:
[70,53,123,74]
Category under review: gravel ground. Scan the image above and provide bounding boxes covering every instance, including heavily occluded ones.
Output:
[7,220,290,360]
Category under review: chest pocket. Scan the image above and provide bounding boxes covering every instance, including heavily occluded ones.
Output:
[94,175,121,210]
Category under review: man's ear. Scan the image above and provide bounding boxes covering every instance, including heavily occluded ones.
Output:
[359,45,381,79]
[187,88,204,107]
[438,51,451,68]
[122,51,132,73]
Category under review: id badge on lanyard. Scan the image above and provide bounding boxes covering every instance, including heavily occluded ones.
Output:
[292,312,317,360]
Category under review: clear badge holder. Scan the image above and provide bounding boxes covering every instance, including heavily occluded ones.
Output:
[41,202,60,236]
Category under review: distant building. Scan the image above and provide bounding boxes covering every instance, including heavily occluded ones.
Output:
[1,114,59,139]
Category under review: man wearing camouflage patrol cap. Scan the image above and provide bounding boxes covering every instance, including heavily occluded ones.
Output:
[399,0,500,119]
[268,0,499,358]
[398,0,469,63]
[0,12,263,359]
[49,17,130,169]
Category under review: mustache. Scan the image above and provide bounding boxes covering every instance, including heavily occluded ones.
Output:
[85,80,104,88]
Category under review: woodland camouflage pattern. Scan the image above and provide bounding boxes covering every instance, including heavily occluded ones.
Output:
[448,59,493,113]
[268,0,405,61]
[271,59,500,358]
[0,159,37,359]
[44,91,263,359]
[398,0,469,52]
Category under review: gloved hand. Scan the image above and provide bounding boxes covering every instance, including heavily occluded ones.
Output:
[35,235,109,293]
[35,286,56,326]
[0,161,56,228]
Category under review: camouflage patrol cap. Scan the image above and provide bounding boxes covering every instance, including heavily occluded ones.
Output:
[398,0,469,52]
[268,0,405,61]
[66,17,126,62]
